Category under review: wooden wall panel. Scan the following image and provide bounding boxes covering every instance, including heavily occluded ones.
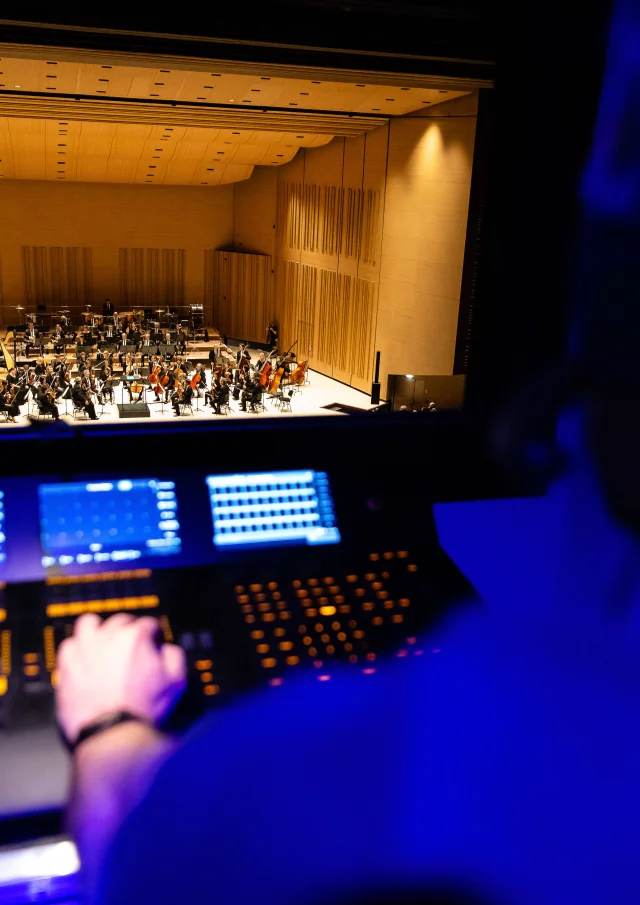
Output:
[119,248,185,306]
[0,180,234,325]
[376,116,476,386]
[211,249,272,343]
[22,245,92,307]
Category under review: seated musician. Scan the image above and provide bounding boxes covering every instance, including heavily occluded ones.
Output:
[239,374,260,412]
[103,322,120,343]
[139,333,154,366]
[34,357,47,378]
[5,367,19,389]
[253,351,269,380]
[36,377,60,421]
[52,322,66,353]
[0,381,20,422]
[71,378,98,420]
[102,298,114,315]
[171,379,193,416]
[190,363,206,394]
[77,350,90,372]
[25,321,40,355]
[57,369,72,399]
[236,342,251,370]
[100,366,115,404]
[213,377,230,414]
[52,355,65,373]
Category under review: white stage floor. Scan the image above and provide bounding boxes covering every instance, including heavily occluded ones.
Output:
[1,370,375,428]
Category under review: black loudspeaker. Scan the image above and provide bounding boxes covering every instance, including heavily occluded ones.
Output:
[117,403,151,419]
[370,350,381,404]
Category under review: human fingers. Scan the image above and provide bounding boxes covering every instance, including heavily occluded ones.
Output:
[74,612,102,640]
[160,643,187,685]
[101,612,136,633]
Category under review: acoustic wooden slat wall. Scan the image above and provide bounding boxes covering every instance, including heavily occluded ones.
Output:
[210,249,272,343]
[281,261,375,383]
[277,182,380,265]
[118,248,185,307]
[22,246,92,307]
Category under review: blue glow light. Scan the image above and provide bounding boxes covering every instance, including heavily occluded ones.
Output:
[38,478,182,568]
[207,470,340,549]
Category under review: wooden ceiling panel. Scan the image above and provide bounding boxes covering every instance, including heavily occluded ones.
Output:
[75,156,109,183]
[0,49,472,186]
[215,165,254,185]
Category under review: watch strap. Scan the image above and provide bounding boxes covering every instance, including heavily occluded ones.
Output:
[63,711,145,754]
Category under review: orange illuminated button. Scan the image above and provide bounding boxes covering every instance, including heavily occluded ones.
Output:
[319,605,336,616]
[204,684,220,696]
[200,672,213,683]
[195,660,212,670]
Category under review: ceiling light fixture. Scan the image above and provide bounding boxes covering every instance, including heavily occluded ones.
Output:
[228,98,235,102]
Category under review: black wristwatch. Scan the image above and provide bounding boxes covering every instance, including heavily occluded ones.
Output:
[61,711,146,754]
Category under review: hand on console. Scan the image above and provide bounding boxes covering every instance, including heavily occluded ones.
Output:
[56,612,186,748]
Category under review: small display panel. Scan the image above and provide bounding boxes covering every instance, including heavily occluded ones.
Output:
[0,490,5,565]
[38,479,181,567]
[207,470,340,548]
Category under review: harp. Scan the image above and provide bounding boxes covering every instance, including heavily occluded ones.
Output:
[0,333,15,371]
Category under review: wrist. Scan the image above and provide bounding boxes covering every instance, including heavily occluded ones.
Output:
[61,710,150,754]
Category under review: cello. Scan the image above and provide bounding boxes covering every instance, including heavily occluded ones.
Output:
[268,340,297,395]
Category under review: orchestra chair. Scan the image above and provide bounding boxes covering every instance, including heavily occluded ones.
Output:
[0,410,9,423]
[179,399,194,416]
[72,403,90,420]
[33,400,55,421]
[277,389,294,413]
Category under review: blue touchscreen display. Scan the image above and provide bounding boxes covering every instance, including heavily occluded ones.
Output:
[38,479,181,567]
[207,470,340,548]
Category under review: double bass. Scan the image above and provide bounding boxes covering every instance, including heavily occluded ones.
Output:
[258,361,272,388]
[268,340,297,395]
[289,359,308,386]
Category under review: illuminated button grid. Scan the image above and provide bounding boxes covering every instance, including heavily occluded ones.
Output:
[207,471,340,548]
[39,479,181,568]
[235,550,419,684]
[0,490,5,565]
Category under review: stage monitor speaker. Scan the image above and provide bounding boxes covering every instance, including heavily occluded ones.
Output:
[117,403,151,419]
[371,350,381,403]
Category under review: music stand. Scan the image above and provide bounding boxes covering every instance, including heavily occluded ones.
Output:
[159,344,175,359]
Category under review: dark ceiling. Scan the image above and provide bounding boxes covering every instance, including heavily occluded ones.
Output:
[0,3,497,63]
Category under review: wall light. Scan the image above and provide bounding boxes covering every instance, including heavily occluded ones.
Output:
[405,374,414,379]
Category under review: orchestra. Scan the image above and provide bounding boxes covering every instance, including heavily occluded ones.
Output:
[0,315,305,424]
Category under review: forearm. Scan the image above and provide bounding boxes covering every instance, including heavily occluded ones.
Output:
[67,722,175,895]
